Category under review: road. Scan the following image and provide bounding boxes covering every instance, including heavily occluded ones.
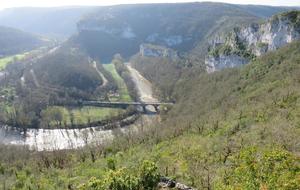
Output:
[126,64,158,103]
[93,61,108,87]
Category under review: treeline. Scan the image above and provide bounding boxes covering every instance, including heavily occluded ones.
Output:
[112,54,139,101]
[39,106,138,129]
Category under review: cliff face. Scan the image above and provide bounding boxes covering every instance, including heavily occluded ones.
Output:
[139,44,178,60]
[75,2,270,60]
[206,11,300,73]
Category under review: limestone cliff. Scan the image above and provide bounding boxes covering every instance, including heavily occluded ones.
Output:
[206,11,300,72]
[139,43,178,60]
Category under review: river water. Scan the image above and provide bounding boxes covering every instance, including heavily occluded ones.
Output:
[0,66,159,151]
[0,125,114,151]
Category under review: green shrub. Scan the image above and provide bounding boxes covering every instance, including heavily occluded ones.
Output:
[139,160,160,190]
[78,160,160,190]
[216,147,300,190]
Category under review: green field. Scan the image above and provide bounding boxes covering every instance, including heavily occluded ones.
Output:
[103,63,132,102]
[42,106,125,127]
[0,54,27,71]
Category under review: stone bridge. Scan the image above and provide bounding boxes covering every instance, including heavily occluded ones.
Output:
[81,101,174,113]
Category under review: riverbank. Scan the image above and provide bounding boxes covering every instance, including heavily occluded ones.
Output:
[0,63,160,150]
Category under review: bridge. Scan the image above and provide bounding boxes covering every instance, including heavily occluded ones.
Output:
[81,101,174,113]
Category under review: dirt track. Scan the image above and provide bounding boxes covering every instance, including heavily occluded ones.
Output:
[126,64,158,103]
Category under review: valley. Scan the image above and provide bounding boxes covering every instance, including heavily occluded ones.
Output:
[0,53,160,150]
[0,2,299,190]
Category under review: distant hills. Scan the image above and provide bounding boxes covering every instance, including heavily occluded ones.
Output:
[0,3,298,60]
[0,7,96,39]
[0,26,48,56]
[0,4,300,189]
[75,2,299,61]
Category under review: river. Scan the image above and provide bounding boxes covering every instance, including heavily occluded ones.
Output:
[0,65,158,151]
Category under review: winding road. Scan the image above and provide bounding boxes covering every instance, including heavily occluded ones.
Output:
[92,61,108,87]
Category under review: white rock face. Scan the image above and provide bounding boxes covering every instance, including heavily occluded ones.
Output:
[78,25,136,39]
[205,55,248,73]
[206,12,300,72]
[238,18,300,56]
[121,27,136,39]
[140,43,178,60]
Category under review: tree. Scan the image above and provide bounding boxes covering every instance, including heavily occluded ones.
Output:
[216,147,300,190]
[78,160,160,190]
[138,160,160,190]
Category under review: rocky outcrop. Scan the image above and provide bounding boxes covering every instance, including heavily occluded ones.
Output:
[158,177,195,190]
[140,44,178,60]
[206,11,300,72]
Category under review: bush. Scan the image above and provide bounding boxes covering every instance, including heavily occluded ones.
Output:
[139,160,161,190]
[216,147,300,190]
[78,160,160,190]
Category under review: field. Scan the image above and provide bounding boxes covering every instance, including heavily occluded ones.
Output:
[103,63,132,102]
[0,54,27,70]
[43,106,125,127]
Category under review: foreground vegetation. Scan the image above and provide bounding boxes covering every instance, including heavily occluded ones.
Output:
[0,41,299,190]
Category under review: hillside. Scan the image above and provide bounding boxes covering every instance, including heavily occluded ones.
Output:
[0,7,96,39]
[0,36,299,190]
[0,3,299,190]
[75,3,298,62]
[75,3,256,61]
[0,42,123,129]
[0,26,47,56]
[234,4,298,18]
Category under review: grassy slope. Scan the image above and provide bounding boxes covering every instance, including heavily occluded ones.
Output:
[0,53,27,71]
[43,106,124,127]
[79,41,300,189]
[0,42,299,189]
[103,63,132,102]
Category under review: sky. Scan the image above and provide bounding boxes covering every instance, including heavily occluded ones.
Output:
[0,0,299,10]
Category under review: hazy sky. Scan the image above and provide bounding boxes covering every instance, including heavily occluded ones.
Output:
[0,0,300,10]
